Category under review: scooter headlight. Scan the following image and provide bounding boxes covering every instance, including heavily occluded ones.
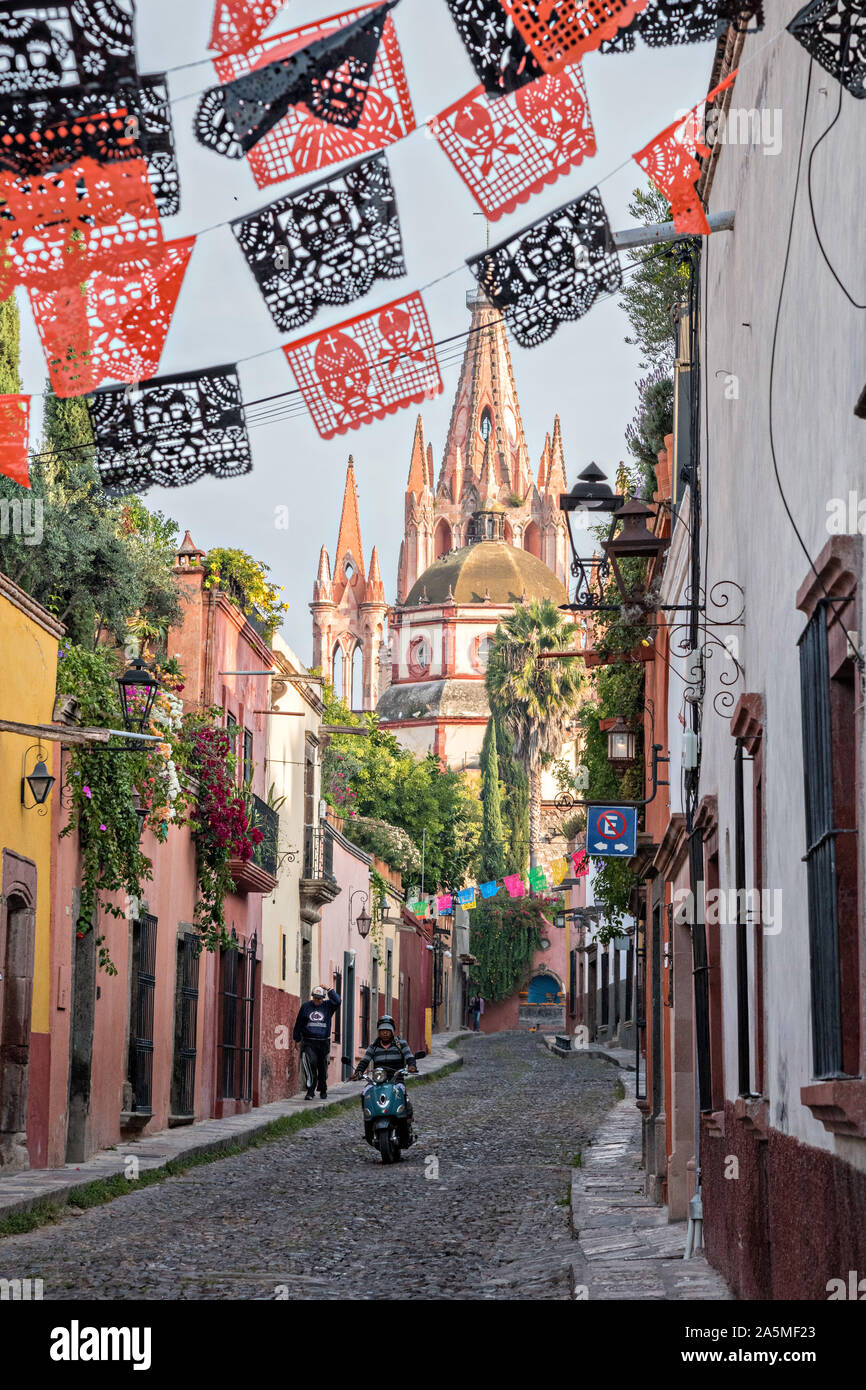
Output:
[372,1068,387,1083]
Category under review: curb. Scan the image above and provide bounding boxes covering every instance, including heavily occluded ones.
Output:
[0,1045,464,1232]
[543,1036,636,1070]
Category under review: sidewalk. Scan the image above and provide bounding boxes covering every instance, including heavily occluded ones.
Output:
[569,1072,733,1300]
[0,1030,468,1222]
[545,1035,636,1069]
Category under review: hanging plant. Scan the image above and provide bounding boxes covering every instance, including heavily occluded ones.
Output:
[185,722,263,951]
[57,644,157,975]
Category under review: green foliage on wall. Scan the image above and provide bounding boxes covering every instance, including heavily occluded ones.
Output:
[469,896,552,1000]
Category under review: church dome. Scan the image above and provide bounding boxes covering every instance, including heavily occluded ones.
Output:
[404,539,567,608]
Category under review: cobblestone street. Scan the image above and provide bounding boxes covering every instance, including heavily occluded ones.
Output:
[3,1033,623,1301]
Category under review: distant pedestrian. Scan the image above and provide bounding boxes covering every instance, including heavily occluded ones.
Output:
[293,985,341,1099]
[469,994,484,1031]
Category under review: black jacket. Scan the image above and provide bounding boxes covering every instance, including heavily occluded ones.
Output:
[357,1036,415,1075]
[293,990,340,1044]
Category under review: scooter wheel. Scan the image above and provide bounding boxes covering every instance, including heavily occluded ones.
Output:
[376,1128,395,1164]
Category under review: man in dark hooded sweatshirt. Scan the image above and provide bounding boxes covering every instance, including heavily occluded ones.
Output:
[293,985,340,1099]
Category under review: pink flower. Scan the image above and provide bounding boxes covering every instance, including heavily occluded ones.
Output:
[84,786,92,798]
[100,824,107,831]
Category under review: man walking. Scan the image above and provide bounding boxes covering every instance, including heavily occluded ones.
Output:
[293,984,341,1099]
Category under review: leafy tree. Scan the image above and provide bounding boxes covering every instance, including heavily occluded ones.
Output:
[321,688,480,892]
[0,388,181,647]
[619,185,690,368]
[0,294,21,395]
[479,717,506,882]
[625,366,674,499]
[486,599,585,867]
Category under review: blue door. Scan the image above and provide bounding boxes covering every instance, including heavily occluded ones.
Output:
[528,974,560,1004]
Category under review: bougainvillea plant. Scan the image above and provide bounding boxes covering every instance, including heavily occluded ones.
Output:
[185,722,263,950]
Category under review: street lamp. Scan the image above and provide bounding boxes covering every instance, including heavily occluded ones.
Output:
[607,717,637,769]
[558,465,624,614]
[116,658,159,733]
[21,756,55,808]
[350,889,371,938]
[601,499,669,603]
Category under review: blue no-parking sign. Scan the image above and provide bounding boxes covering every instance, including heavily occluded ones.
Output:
[587,806,638,858]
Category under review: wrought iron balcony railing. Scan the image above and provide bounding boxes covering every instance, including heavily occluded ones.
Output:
[303,823,335,882]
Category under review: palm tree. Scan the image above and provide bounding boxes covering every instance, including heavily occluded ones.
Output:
[486,599,584,868]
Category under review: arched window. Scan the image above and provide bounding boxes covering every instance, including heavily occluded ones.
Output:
[524,520,542,559]
[350,644,362,712]
[434,518,452,559]
[479,406,493,441]
[332,644,344,700]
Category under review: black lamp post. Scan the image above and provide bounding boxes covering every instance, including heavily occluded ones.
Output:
[116,657,159,733]
[558,465,624,614]
[601,499,669,603]
[21,758,55,807]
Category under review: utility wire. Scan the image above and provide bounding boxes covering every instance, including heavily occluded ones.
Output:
[806,70,866,309]
[767,58,864,667]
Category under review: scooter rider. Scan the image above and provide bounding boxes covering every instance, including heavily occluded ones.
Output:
[352,1016,418,1143]
[293,985,341,1099]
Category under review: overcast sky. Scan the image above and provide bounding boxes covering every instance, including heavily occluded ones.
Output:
[16,0,717,658]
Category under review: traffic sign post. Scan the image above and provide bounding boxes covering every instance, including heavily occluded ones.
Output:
[587,805,638,858]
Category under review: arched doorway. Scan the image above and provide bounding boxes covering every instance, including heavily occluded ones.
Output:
[434,519,452,558]
[0,856,37,1173]
[528,972,561,1003]
[524,521,541,559]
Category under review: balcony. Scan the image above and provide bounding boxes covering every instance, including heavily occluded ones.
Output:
[229,794,279,895]
[299,823,340,922]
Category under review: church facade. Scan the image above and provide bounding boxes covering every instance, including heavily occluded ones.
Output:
[310,288,572,771]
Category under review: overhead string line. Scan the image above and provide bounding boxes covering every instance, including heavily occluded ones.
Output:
[23,242,676,462]
[81,7,795,256]
[14,15,794,427]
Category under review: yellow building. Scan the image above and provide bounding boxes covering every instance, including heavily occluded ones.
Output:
[0,572,64,1172]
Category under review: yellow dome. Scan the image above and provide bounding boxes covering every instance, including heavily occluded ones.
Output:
[405,540,567,608]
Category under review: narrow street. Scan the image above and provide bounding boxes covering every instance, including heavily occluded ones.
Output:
[4,1035,623,1301]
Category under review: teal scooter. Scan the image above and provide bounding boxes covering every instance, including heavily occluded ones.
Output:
[357,1067,415,1163]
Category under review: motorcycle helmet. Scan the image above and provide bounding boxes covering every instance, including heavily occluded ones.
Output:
[312,986,327,999]
[377,1015,396,1034]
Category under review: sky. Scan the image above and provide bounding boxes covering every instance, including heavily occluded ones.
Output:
[15,0,720,660]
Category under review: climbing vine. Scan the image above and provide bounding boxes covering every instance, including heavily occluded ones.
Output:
[468,896,557,1001]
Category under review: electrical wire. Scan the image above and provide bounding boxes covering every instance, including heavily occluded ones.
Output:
[767,58,865,667]
[806,73,866,309]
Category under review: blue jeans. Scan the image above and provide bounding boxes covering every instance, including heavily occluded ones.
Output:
[471,1010,481,1031]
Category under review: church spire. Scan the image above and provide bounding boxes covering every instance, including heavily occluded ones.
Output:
[406,415,427,496]
[537,432,552,492]
[335,457,364,582]
[438,289,531,505]
[546,414,568,496]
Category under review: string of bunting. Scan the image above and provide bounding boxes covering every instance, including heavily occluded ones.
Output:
[0,0,851,487]
[408,850,589,919]
[200,1,413,187]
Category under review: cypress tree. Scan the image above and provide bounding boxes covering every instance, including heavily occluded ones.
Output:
[479,717,506,882]
[496,714,529,876]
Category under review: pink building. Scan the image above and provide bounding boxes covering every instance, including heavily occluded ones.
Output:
[43,534,278,1168]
